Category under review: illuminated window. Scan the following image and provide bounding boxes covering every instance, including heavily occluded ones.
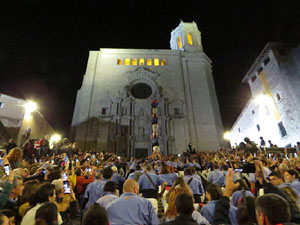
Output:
[177,36,182,49]
[187,33,193,45]
[161,59,166,66]
[154,58,159,66]
[117,59,122,65]
[125,58,130,65]
[139,58,145,65]
[147,59,152,66]
[132,58,137,65]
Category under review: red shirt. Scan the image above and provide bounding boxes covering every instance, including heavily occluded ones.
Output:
[76,175,94,194]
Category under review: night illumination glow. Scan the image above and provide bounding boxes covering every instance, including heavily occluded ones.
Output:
[24,101,37,120]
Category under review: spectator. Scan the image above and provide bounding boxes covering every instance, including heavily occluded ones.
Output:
[82,203,108,225]
[18,180,39,217]
[138,164,164,199]
[21,183,62,225]
[183,168,204,203]
[278,163,289,177]
[269,172,288,189]
[107,179,159,225]
[285,169,300,195]
[208,164,225,187]
[164,177,208,224]
[160,193,199,225]
[96,181,118,209]
[2,176,24,225]
[255,193,293,225]
[0,169,14,210]
[158,164,177,190]
[51,179,72,213]
[127,164,143,181]
[7,148,23,170]
[0,212,9,225]
[5,139,17,155]
[22,140,35,163]
[0,209,15,225]
[111,166,124,194]
[35,200,80,225]
[200,183,238,225]
[74,168,94,198]
[84,168,112,209]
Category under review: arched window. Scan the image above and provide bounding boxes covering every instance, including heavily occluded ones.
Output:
[139,58,145,65]
[125,58,130,65]
[187,33,193,45]
[177,36,182,49]
[132,58,137,65]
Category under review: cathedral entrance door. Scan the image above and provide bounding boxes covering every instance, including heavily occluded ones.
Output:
[135,148,148,159]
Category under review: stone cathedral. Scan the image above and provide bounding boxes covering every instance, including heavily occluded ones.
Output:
[71,21,224,157]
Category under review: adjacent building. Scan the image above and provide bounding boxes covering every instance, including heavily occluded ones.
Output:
[0,93,54,146]
[230,43,300,147]
[71,21,225,157]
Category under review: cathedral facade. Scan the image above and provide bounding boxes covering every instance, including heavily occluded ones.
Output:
[71,21,224,157]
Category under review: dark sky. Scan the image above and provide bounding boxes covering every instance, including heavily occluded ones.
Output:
[0,0,299,136]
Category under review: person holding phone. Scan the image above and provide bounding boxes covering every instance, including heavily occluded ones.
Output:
[0,165,14,209]
[51,179,75,213]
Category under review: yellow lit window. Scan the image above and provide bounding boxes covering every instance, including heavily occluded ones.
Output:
[147,59,152,66]
[154,58,159,66]
[187,33,193,45]
[117,59,122,65]
[139,58,144,65]
[132,58,137,65]
[161,59,166,66]
[125,58,130,65]
[177,36,182,49]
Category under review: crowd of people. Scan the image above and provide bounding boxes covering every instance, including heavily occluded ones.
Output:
[1,136,300,225]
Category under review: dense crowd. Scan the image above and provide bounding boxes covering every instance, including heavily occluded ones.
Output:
[1,136,300,225]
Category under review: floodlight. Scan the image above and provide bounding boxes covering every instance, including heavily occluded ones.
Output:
[24,101,37,120]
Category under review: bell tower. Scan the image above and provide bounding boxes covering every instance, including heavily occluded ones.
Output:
[170,21,203,52]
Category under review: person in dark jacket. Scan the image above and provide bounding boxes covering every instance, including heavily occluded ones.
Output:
[160,193,198,225]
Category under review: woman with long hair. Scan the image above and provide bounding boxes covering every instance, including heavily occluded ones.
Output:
[18,180,39,217]
[7,147,23,169]
[164,177,209,224]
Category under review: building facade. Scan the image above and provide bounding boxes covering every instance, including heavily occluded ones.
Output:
[71,21,224,157]
[0,93,54,146]
[230,43,300,147]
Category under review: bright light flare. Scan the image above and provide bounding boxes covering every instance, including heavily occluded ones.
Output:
[223,131,232,140]
[254,94,273,107]
[49,134,61,149]
[50,134,61,143]
[24,101,37,120]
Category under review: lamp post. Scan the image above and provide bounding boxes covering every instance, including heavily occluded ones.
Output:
[17,101,37,146]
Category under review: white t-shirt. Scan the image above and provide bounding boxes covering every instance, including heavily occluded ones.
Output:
[21,203,63,225]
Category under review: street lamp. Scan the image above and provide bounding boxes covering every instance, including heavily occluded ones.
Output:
[24,101,37,120]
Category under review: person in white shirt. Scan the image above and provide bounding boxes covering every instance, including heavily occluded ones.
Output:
[21,183,63,225]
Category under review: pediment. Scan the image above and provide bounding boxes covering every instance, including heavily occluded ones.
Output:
[127,67,160,81]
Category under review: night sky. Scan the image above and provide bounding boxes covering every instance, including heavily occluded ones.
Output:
[1,0,300,136]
